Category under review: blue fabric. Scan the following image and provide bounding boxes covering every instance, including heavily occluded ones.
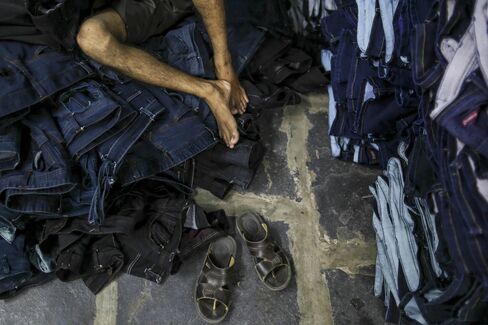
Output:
[0,15,266,295]
[0,125,21,172]
[0,234,32,295]
[0,41,93,118]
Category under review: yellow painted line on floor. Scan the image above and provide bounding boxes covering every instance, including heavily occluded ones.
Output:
[94,281,118,325]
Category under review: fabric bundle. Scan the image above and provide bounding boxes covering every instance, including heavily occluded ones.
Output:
[0,18,266,298]
[321,0,488,323]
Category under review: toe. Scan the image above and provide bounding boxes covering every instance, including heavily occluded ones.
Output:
[230,130,239,145]
[241,87,249,103]
[238,100,246,113]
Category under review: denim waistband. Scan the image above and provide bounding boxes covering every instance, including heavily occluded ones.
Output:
[0,41,93,118]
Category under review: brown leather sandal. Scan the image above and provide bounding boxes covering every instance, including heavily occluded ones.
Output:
[194,236,238,324]
[236,212,292,291]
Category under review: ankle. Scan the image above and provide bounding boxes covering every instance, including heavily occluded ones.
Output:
[200,80,218,101]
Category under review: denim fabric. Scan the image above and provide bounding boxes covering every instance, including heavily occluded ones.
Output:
[322,49,347,158]
[393,0,412,64]
[411,12,444,90]
[474,0,488,87]
[356,0,376,55]
[430,129,488,290]
[321,0,357,46]
[403,296,428,325]
[89,83,168,224]
[0,234,32,295]
[408,0,437,25]
[147,19,214,79]
[52,79,137,159]
[146,17,264,127]
[0,125,21,172]
[435,72,488,159]
[378,0,400,63]
[414,198,444,278]
[145,20,214,126]
[0,109,31,129]
[194,148,263,189]
[325,0,488,322]
[1,108,77,216]
[329,31,358,138]
[196,139,264,170]
[0,41,93,118]
[371,158,420,295]
[356,0,399,62]
[226,23,266,76]
[89,78,218,224]
[0,204,21,244]
[55,234,124,294]
[117,140,169,186]
[431,22,478,119]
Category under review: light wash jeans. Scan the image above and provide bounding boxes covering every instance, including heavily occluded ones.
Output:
[356,0,399,62]
[371,157,421,300]
[321,49,353,158]
[432,22,478,119]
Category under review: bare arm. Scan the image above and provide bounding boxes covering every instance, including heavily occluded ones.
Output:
[77,9,239,148]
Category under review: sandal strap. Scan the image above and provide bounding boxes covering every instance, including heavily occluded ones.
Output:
[197,283,232,307]
[255,251,287,280]
[201,256,236,285]
[246,239,279,261]
[196,254,236,306]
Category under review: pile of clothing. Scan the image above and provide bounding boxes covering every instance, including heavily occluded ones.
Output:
[226,0,330,100]
[321,0,488,323]
[0,17,267,298]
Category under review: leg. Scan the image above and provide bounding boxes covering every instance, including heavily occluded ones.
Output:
[76,9,239,148]
[193,0,249,115]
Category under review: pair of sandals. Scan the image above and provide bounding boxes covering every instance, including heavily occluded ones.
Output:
[194,212,292,323]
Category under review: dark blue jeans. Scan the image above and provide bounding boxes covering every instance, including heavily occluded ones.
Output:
[435,72,488,159]
[1,108,76,216]
[0,41,93,118]
[0,125,21,172]
[0,234,32,295]
[52,79,137,159]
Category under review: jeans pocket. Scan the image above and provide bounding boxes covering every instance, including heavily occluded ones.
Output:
[54,80,121,145]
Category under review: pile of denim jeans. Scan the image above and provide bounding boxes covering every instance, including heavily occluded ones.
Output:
[321,0,488,323]
[0,18,266,297]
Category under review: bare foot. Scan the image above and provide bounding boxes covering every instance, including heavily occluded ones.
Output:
[228,77,249,115]
[216,65,249,115]
[204,80,240,148]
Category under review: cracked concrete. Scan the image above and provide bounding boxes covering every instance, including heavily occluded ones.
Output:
[0,94,385,325]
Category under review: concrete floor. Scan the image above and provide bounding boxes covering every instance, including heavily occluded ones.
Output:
[0,94,386,325]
